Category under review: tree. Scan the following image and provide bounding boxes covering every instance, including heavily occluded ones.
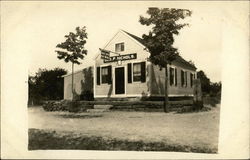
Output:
[197,70,211,95]
[139,8,192,112]
[210,82,221,97]
[55,26,88,101]
[28,68,67,105]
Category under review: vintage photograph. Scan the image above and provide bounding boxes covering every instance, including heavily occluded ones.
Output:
[24,2,223,153]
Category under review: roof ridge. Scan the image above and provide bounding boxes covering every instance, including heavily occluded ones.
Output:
[121,30,146,46]
[122,30,196,70]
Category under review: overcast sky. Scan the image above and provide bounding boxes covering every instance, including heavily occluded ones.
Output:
[2,1,236,82]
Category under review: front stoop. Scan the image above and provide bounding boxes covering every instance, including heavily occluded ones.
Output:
[86,105,113,112]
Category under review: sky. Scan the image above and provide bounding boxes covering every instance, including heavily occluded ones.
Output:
[1,1,234,82]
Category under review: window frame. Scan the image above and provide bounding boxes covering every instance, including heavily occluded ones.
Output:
[115,42,125,52]
[190,73,193,88]
[101,66,109,84]
[169,67,175,86]
[184,71,188,87]
[132,62,142,82]
[181,69,188,87]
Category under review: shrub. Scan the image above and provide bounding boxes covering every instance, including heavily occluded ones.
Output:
[42,100,69,111]
[203,96,221,107]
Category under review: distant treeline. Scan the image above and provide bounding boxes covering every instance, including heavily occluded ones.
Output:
[197,70,221,97]
[28,68,67,105]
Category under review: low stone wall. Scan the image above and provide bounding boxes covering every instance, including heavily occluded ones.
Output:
[42,99,193,112]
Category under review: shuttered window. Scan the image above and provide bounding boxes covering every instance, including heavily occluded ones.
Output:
[175,68,177,86]
[170,67,174,86]
[127,63,132,83]
[133,63,141,82]
[101,66,112,84]
[141,62,146,82]
[107,66,112,84]
[97,67,100,85]
[185,71,187,87]
[190,73,193,87]
[101,67,108,84]
[181,70,184,87]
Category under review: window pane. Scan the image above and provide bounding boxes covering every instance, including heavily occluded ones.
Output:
[101,67,108,83]
[170,67,174,86]
[133,63,141,82]
[190,73,193,87]
[181,70,184,87]
[115,43,124,52]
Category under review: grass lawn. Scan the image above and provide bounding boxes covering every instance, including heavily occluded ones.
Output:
[28,105,220,153]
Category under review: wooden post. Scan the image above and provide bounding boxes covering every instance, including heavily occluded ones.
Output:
[164,64,169,112]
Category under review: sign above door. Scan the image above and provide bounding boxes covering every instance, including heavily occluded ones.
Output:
[104,53,137,63]
[99,48,137,64]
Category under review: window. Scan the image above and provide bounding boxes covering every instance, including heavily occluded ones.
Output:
[181,70,184,87]
[181,70,188,87]
[175,68,177,86]
[170,67,174,86]
[115,42,125,52]
[185,71,187,87]
[133,63,141,82]
[101,67,109,84]
[190,73,193,87]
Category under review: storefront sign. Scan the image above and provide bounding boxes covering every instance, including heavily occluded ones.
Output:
[104,53,137,63]
[100,48,110,60]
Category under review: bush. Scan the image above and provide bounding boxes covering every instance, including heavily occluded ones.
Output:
[42,100,92,112]
[42,100,69,111]
[203,96,221,107]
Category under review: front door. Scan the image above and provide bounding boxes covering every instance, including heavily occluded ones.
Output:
[115,67,125,94]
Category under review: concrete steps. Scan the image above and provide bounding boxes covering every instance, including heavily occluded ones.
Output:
[86,105,113,113]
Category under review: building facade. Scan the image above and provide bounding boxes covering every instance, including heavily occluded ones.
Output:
[63,30,197,100]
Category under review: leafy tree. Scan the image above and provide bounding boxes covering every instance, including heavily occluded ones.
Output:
[55,26,88,100]
[210,82,221,97]
[197,70,211,95]
[139,8,192,112]
[197,70,222,97]
[28,68,67,105]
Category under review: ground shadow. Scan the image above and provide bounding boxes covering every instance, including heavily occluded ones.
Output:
[57,114,103,119]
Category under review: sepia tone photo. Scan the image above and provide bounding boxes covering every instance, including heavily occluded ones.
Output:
[1,1,249,159]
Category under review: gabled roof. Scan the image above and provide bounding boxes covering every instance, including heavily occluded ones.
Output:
[121,30,146,46]
[122,30,197,70]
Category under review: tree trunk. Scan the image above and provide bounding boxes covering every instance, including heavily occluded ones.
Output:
[164,64,169,112]
[72,62,74,101]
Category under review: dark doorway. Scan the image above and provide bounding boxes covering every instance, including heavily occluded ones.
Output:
[115,67,125,94]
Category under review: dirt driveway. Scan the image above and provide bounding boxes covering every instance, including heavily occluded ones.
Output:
[28,106,220,151]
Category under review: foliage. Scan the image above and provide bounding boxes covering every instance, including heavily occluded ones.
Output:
[80,67,94,100]
[55,26,88,101]
[139,8,192,112]
[28,68,67,105]
[197,70,211,94]
[55,26,88,64]
[139,8,192,68]
[197,70,222,97]
[43,100,69,111]
[203,96,221,107]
